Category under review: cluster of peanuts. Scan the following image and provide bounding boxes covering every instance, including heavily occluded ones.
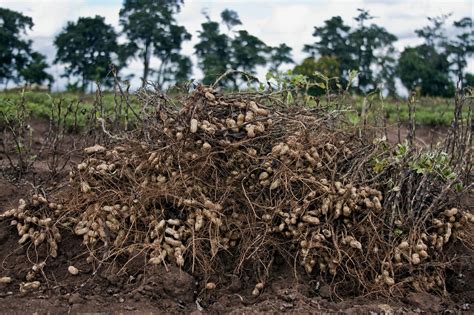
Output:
[186,88,271,140]
[260,182,383,274]
[372,207,473,289]
[3,87,472,298]
[392,207,472,266]
[1,196,61,258]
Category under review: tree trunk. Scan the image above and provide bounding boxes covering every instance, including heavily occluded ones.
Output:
[156,59,168,88]
[142,42,151,87]
[82,74,87,93]
[457,60,464,88]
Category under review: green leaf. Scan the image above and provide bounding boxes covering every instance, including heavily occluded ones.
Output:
[394,228,404,236]
[286,92,294,105]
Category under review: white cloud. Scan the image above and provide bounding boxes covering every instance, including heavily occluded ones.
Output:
[0,0,472,90]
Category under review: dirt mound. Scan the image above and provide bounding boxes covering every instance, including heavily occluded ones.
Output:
[0,86,472,312]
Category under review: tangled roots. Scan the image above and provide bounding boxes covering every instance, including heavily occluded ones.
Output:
[3,86,472,297]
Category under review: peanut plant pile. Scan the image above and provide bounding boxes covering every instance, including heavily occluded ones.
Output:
[2,86,472,298]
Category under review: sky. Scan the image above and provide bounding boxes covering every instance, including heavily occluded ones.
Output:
[0,0,473,91]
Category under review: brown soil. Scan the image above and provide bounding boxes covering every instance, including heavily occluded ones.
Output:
[0,120,472,314]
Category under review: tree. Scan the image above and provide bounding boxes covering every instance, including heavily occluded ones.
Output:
[221,9,242,31]
[465,73,474,87]
[398,45,454,97]
[194,20,232,85]
[374,45,397,97]
[231,30,268,74]
[293,56,340,95]
[269,44,293,72]
[20,52,54,88]
[158,53,192,84]
[303,16,354,80]
[119,0,190,86]
[54,16,119,91]
[349,9,397,92]
[446,17,473,85]
[152,24,191,86]
[415,14,451,48]
[397,15,456,97]
[0,8,33,88]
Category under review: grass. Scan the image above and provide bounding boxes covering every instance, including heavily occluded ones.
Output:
[0,90,140,129]
[346,95,469,126]
[0,90,469,129]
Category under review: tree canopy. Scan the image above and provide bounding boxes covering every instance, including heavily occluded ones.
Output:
[303,16,354,80]
[194,10,268,87]
[119,0,191,87]
[20,52,54,87]
[0,8,33,86]
[397,15,457,97]
[269,43,293,72]
[54,15,119,91]
[447,17,473,85]
[398,44,454,97]
[194,20,232,85]
[0,4,473,96]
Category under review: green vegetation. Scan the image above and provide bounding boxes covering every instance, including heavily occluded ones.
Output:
[0,90,467,128]
[1,2,473,96]
[119,0,191,86]
[349,96,469,126]
[0,91,139,129]
[54,16,121,92]
[0,8,52,88]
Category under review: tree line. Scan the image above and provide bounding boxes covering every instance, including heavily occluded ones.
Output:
[0,1,472,97]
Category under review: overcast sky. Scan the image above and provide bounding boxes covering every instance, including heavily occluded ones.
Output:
[0,0,473,91]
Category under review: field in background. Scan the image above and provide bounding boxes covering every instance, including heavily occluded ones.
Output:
[0,90,468,129]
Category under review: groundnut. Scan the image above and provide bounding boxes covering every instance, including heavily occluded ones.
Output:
[342,206,351,217]
[411,253,421,265]
[398,241,409,249]
[68,266,79,275]
[164,237,181,247]
[205,282,216,290]
[195,215,204,231]
[245,124,256,138]
[84,144,106,154]
[259,172,269,181]
[0,277,12,284]
[349,240,362,250]
[74,226,89,236]
[384,276,395,286]
[270,179,280,190]
[419,250,428,258]
[167,219,181,226]
[38,218,52,226]
[255,122,265,133]
[174,248,184,266]
[444,208,458,217]
[302,215,320,225]
[20,281,41,294]
[205,92,215,101]
[237,113,245,126]
[245,111,254,122]
[18,234,30,244]
[190,119,198,133]
[256,108,268,116]
[33,232,46,246]
[81,181,91,193]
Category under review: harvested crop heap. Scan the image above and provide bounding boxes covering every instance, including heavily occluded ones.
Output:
[2,86,472,297]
